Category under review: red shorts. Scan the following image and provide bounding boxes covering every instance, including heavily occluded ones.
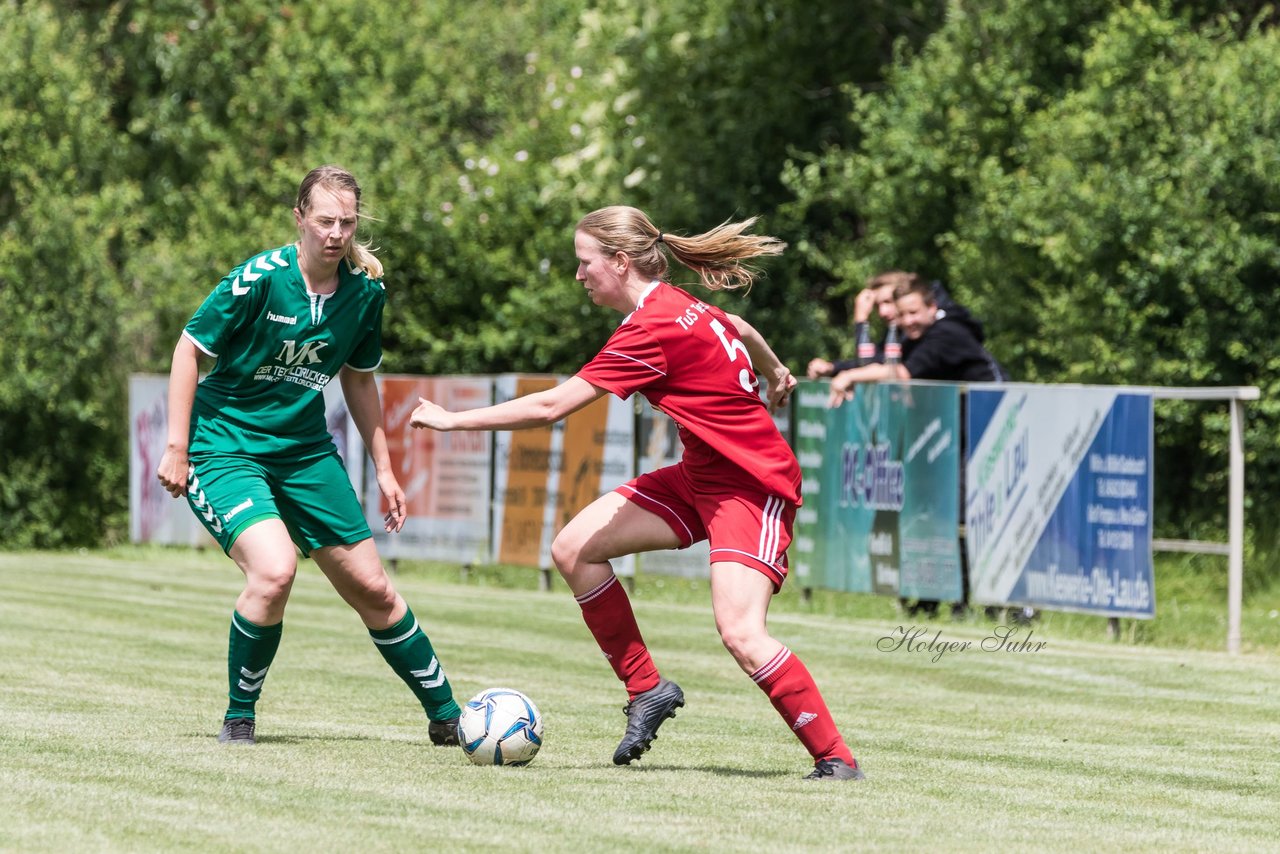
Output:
[616,463,796,591]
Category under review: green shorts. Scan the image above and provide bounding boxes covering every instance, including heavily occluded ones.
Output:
[186,447,371,556]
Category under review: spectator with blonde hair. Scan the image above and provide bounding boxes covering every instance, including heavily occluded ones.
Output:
[807,270,913,379]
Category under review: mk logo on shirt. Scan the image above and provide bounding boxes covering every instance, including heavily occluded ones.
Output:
[277,339,328,366]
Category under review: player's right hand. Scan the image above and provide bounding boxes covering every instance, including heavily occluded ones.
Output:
[409,397,455,431]
[156,449,190,498]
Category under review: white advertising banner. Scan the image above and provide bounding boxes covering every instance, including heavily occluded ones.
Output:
[129,375,213,547]
[367,375,493,563]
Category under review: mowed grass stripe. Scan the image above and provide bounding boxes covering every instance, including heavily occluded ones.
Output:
[1,550,1277,853]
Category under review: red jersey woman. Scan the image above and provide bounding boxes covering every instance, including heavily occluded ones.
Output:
[410,206,862,781]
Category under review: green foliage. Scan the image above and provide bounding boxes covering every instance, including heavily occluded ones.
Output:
[2,0,1278,562]
[785,1,1280,547]
[541,0,947,363]
[949,7,1280,541]
[0,4,140,546]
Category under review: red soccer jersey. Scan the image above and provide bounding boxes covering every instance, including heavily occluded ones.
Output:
[576,281,801,503]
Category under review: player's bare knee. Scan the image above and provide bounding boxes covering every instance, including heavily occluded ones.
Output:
[550,530,584,575]
[357,573,397,613]
[715,620,758,662]
[247,562,296,603]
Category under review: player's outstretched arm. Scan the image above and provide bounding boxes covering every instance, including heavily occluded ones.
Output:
[341,367,406,532]
[411,376,607,432]
[725,313,795,412]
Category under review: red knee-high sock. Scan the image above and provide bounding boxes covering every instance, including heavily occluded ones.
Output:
[752,647,856,765]
[575,576,660,699]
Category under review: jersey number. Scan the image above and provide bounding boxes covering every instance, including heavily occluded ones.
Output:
[709,318,758,394]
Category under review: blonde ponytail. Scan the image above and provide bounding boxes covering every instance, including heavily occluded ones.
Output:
[576,205,784,293]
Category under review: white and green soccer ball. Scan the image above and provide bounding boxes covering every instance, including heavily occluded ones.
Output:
[458,687,544,766]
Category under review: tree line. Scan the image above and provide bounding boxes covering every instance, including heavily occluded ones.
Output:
[2,1,1276,584]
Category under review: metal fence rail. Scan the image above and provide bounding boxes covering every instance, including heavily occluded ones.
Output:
[1122,385,1257,654]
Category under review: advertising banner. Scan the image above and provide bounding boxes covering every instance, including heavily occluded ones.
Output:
[791,382,828,589]
[793,380,961,600]
[129,374,359,548]
[129,375,214,547]
[965,385,1154,617]
[896,383,963,602]
[491,375,635,573]
[370,375,493,563]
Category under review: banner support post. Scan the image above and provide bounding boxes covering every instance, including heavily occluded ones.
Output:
[1227,397,1245,655]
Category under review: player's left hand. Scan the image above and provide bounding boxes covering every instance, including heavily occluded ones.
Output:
[376,469,407,533]
[766,369,797,413]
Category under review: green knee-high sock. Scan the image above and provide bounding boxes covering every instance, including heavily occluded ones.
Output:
[370,605,461,722]
[225,611,283,721]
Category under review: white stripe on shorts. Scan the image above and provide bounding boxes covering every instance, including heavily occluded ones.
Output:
[616,483,695,543]
[756,495,783,565]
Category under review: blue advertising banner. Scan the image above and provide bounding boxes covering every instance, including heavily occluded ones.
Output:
[793,380,962,600]
[965,385,1155,617]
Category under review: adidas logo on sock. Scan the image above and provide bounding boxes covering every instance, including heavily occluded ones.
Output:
[793,712,818,730]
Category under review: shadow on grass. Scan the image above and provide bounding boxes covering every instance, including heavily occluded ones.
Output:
[188,731,427,745]
[568,762,792,780]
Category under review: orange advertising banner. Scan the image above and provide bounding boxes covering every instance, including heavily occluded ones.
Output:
[496,376,559,566]
[553,395,611,533]
[491,375,636,572]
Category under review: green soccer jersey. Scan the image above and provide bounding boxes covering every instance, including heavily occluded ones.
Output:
[184,243,385,456]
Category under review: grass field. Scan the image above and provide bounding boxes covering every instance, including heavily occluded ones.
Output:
[2,549,1278,852]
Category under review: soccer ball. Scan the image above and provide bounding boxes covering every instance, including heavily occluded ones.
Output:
[458,687,544,766]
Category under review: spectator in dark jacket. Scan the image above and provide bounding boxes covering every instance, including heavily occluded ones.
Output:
[827,274,1005,404]
[809,272,988,379]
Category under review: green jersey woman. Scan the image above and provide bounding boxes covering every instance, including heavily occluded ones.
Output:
[157,165,461,746]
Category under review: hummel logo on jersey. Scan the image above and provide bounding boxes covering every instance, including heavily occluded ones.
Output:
[267,311,297,325]
[277,339,328,366]
[187,468,224,534]
[793,712,818,730]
